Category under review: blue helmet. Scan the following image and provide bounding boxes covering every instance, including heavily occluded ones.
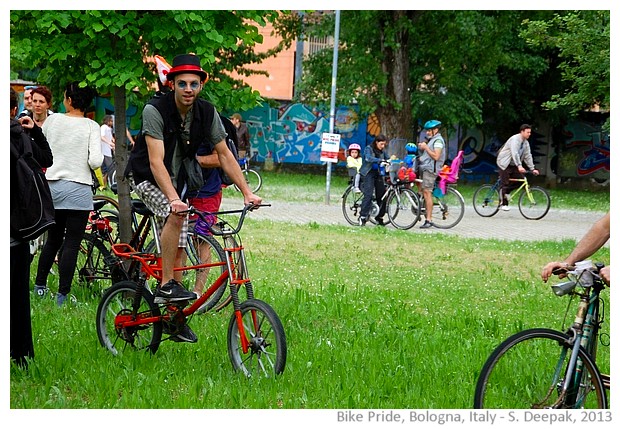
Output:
[423,119,441,130]
[405,143,417,154]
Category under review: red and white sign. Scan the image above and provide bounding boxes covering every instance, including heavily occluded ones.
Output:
[320,133,341,163]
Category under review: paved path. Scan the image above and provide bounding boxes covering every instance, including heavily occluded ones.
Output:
[221,196,607,244]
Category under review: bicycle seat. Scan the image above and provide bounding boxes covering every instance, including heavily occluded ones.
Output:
[93,199,109,211]
[131,199,154,217]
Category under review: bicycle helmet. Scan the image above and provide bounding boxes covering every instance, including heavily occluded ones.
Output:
[423,119,442,130]
[348,143,361,152]
[405,143,417,154]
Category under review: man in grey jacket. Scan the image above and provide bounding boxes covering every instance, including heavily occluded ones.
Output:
[496,124,539,210]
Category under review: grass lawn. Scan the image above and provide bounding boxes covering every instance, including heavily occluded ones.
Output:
[10,171,610,413]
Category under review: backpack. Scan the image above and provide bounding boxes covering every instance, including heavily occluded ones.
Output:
[10,132,55,241]
[219,115,239,186]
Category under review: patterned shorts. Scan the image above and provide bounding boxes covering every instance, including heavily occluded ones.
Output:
[131,178,188,248]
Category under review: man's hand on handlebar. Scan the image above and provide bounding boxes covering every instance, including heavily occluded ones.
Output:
[541,261,569,282]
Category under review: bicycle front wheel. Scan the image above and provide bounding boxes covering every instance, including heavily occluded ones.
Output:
[432,187,465,229]
[473,184,500,217]
[227,299,287,377]
[234,169,262,193]
[386,187,421,230]
[519,186,551,220]
[342,186,363,225]
[474,328,607,409]
[96,281,162,356]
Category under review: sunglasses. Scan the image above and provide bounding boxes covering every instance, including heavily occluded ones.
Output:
[176,80,201,91]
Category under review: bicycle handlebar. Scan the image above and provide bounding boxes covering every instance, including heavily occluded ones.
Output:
[180,203,270,236]
[551,262,605,296]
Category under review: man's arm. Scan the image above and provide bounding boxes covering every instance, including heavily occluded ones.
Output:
[564,212,610,265]
[145,135,185,212]
[542,212,610,282]
[418,139,443,161]
[196,151,220,168]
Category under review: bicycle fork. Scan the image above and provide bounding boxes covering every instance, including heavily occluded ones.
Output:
[224,235,256,354]
[545,300,590,408]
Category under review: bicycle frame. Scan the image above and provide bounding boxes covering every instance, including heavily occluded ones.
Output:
[507,177,531,202]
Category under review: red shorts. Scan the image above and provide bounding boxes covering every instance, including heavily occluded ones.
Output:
[188,192,222,236]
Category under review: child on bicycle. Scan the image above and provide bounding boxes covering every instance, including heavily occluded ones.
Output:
[398,142,417,182]
[346,143,362,193]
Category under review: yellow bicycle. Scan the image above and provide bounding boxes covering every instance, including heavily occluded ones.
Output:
[472,174,551,220]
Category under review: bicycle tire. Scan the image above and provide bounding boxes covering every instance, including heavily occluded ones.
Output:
[93,194,120,212]
[77,233,115,289]
[96,280,162,356]
[474,328,607,409]
[184,231,228,312]
[518,186,551,220]
[227,298,287,377]
[234,169,262,193]
[341,185,363,225]
[386,187,422,230]
[472,184,501,217]
[432,187,465,229]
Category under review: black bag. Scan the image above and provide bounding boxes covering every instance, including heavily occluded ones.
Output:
[10,133,55,241]
[219,115,239,186]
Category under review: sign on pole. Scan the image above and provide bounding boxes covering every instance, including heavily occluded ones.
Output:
[321,132,341,163]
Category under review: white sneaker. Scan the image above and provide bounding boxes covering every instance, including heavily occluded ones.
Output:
[501,205,510,211]
[353,187,362,193]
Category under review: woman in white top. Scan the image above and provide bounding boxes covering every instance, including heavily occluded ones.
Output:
[34,82,103,306]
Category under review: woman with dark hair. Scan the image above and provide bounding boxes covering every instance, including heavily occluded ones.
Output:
[33,82,103,306]
[358,134,389,226]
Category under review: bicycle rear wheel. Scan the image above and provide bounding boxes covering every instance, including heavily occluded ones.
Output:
[234,169,262,193]
[342,185,363,225]
[472,184,500,217]
[386,187,421,230]
[519,186,551,220]
[227,298,287,377]
[96,280,162,356]
[431,187,465,229]
[474,328,607,409]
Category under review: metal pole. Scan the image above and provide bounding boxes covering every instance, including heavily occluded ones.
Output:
[325,10,341,205]
[294,12,304,100]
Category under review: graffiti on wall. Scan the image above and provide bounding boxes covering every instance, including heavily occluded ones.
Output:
[238,102,369,166]
[555,120,609,180]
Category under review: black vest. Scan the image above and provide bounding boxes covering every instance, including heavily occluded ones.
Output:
[126,91,216,187]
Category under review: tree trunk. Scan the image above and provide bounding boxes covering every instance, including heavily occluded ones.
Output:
[376,11,414,147]
[113,86,133,244]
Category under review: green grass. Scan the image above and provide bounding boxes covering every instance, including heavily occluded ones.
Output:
[223,170,610,212]
[12,215,610,409]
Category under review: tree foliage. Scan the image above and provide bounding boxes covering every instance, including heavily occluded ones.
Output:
[10,10,295,241]
[520,10,610,132]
